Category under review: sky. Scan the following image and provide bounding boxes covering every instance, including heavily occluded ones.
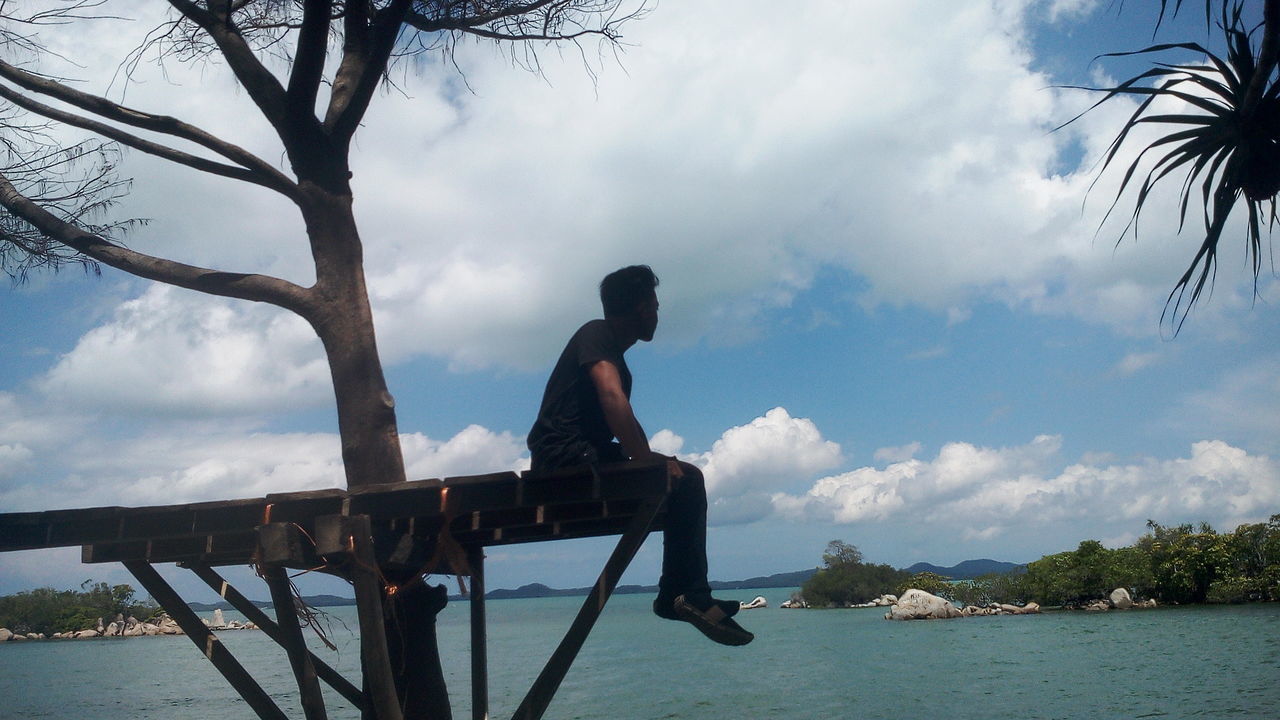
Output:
[1,0,1278,602]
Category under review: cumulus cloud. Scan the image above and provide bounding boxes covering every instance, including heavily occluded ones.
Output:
[16,0,1269,387]
[772,435,1279,541]
[0,421,527,512]
[668,407,842,523]
[36,285,331,416]
[402,425,529,479]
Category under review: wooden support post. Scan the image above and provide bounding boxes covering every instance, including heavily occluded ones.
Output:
[346,514,405,720]
[511,495,666,720]
[263,564,330,720]
[186,563,366,711]
[469,546,488,720]
[123,560,289,720]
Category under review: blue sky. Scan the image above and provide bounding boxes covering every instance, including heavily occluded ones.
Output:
[1,0,1277,601]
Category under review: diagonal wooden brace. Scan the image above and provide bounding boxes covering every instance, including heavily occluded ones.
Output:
[123,560,289,720]
[262,564,330,720]
[510,493,667,720]
[185,562,366,711]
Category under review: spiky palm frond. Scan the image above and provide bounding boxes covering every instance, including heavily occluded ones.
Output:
[1062,2,1278,332]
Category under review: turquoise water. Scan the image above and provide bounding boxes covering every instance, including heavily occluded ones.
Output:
[1,589,1277,719]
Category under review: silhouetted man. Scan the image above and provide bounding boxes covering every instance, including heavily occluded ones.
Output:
[528,265,752,646]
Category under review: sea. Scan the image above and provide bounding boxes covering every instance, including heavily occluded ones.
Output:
[0,588,1277,720]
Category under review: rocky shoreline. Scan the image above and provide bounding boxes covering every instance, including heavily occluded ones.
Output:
[779,585,1160,620]
[0,608,258,642]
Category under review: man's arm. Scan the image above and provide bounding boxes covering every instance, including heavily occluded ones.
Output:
[588,360,683,477]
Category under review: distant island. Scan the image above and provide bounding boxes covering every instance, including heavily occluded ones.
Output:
[902,559,1024,580]
[185,563,1015,611]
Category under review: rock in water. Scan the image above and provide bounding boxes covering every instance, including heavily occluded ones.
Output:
[0,628,12,643]
[212,609,226,628]
[886,588,963,620]
[1109,588,1133,609]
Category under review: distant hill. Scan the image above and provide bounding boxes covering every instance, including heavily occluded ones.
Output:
[184,563,1019,610]
[903,559,1024,579]
[483,569,819,600]
[188,593,357,612]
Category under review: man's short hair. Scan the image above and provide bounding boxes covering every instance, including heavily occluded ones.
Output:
[600,265,659,317]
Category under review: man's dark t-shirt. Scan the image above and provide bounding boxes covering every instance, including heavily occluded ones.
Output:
[528,319,632,472]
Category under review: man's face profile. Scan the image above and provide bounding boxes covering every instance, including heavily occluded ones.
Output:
[636,293,659,342]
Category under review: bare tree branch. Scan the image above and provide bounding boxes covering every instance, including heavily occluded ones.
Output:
[0,124,122,282]
[326,0,413,142]
[0,59,297,195]
[0,171,314,314]
[165,0,294,139]
[0,82,297,195]
[286,0,335,124]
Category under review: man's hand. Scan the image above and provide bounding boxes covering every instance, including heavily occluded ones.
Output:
[663,455,685,479]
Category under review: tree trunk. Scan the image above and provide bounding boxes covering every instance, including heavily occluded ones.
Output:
[298,181,407,489]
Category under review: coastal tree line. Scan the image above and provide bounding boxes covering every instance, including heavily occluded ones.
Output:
[800,515,1280,608]
[0,580,159,636]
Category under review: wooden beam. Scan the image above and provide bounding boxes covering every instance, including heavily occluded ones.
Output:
[469,545,488,720]
[2,462,672,556]
[345,514,404,720]
[185,563,366,711]
[263,564,330,720]
[510,494,666,720]
[123,560,289,720]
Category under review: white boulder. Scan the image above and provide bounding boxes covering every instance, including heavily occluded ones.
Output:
[740,596,768,610]
[74,629,99,639]
[886,589,963,620]
[1109,588,1133,609]
[0,628,12,642]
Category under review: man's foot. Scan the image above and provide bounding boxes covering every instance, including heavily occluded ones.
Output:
[673,594,754,646]
[653,594,681,621]
[653,592,739,621]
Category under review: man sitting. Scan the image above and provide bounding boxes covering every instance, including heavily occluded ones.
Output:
[527,265,753,646]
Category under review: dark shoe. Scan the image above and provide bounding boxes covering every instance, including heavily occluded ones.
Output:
[653,594,681,621]
[673,594,754,646]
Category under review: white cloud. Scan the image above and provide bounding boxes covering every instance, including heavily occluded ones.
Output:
[1047,0,1103,23]
[649,429,684,456]
[671,407,842,524]
[0,421,528,512]
[36,285,331,416]
[13,0,1268,387]
[402,425,529,479]
[1115,351,1161,375]
[772,435,1279,540]
[874,442,922,464]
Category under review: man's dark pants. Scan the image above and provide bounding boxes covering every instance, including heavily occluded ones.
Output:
[531,442,711,602]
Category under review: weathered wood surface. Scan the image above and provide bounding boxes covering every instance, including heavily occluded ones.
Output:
[0,461,672,565]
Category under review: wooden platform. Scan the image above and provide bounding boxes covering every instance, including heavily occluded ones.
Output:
[0,459,676,720]
[0,460,671,563]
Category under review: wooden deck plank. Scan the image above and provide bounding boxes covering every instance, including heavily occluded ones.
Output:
[2,461,671,561]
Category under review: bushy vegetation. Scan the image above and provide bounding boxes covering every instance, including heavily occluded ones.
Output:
[799,516,1280,609]
[1015,517,1280,606]
[800,540,909,607]
[0,581,159,635]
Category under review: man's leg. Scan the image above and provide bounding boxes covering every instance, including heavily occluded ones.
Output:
[653,462,753,645]
[657,461,711,604]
